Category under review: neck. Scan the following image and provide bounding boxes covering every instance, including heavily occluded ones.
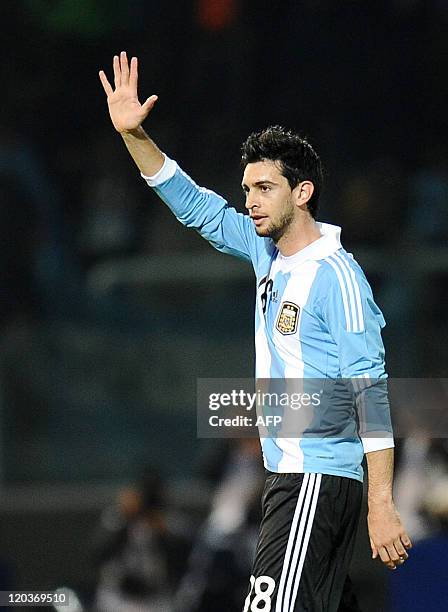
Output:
[276,215,321,256]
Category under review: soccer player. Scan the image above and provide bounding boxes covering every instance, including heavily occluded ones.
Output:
[99,52,412,611]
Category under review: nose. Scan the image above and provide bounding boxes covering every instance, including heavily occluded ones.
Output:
[245,192,256,211]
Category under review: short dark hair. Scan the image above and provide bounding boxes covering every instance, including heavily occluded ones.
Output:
[241,126,323,219]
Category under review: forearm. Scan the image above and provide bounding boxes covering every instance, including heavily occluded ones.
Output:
[366,447,394,506]
[120,126,164,176]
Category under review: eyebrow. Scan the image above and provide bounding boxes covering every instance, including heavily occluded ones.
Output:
[241,179,279,189]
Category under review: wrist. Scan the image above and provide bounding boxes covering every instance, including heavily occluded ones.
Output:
[120,125,146,138]
[368,492,394,508]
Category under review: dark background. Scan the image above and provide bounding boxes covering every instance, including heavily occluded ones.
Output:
[1,1,447,610]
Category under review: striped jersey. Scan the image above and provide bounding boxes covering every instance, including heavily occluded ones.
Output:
[143,156,394,482]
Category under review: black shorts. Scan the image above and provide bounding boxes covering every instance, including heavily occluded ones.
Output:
[243,471,363,612]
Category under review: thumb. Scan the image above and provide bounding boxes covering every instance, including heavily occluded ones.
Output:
[142,94,158,114]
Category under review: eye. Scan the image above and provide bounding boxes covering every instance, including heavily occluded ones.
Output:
[260,185,271,193]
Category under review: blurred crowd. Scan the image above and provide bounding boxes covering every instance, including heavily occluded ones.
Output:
[88,440,262,611]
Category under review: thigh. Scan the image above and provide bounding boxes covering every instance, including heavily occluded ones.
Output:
[243,472,362,612]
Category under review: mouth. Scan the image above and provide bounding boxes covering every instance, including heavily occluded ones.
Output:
[251,215,268,226]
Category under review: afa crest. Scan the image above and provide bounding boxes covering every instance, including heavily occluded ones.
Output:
[276,301,300,335]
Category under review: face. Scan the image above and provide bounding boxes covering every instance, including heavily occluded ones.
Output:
[242,160,296,241]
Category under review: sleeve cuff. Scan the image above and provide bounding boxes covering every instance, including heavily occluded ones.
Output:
[361,435,395,454]
[141,155,177,186]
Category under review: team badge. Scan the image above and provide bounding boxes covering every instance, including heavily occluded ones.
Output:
[276,301,300,335]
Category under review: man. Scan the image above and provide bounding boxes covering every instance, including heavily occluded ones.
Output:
[99,52,412,611]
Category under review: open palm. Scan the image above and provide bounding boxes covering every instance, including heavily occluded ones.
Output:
[99,51,157,133]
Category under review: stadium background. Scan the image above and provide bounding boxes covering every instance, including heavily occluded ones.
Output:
[1,1,448,610]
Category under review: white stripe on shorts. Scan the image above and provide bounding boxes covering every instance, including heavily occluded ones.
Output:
[289,474,322,610]
[275,473,322,612]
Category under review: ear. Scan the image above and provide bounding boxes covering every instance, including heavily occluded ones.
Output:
[292,180,315,210]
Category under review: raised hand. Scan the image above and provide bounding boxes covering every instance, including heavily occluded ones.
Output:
[99,51,158,133]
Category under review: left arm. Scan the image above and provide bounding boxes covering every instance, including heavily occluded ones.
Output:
[323,257,412,568]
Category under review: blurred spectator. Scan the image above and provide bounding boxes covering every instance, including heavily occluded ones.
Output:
[174,439,263,612]
[92,468,189,612]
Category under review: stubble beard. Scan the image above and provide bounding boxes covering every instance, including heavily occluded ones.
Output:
[254,199,295,243]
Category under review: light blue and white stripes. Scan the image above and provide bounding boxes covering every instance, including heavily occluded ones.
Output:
[325,252,365,333]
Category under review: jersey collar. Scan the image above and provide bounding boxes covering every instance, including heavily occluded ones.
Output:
[277,222,342,266]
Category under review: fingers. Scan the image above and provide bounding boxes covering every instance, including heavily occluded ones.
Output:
[401,533,413,549]
[113,55,121,88]
[394,538,409,560]
[386,543,402,567]
[100,52,144,103]
[129,56,138,90]
[120,51,130,85]
[369,537,378,560]
[99,70,113,97]
[377,536,411,570]
[378,546,398,570]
